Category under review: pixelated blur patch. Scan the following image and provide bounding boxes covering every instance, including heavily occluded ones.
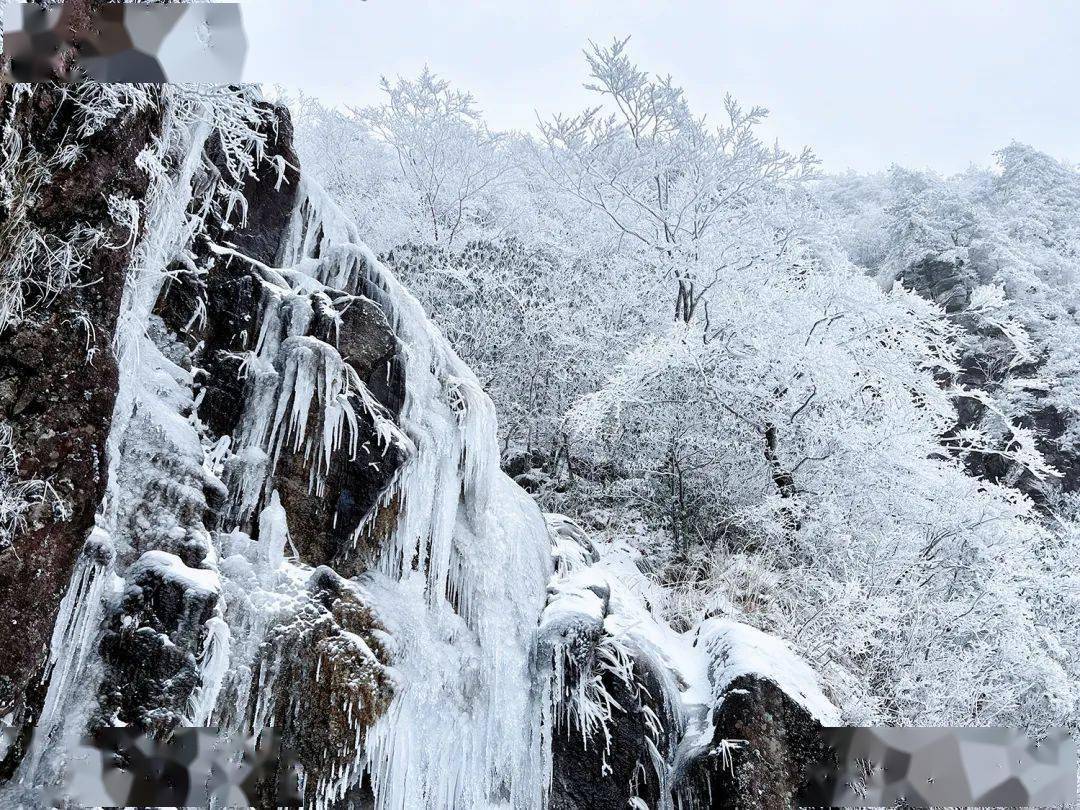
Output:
[1,1,246,82]
[50,727,302,807]
[799,727,1077,808]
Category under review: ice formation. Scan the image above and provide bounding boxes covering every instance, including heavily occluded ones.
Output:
[18,528,114,784]
[271,180,554,809]
[4,83,839,810]
[4,84,555,809]
[207,147,554,809]
[256,489,293,574]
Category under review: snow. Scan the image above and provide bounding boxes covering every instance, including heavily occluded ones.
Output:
[694,618,841,727]
[188,614,232,726]
[126,550,221,598]
[223,445,270,526]
[546,513,600,573]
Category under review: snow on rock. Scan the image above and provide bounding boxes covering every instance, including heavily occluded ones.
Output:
[694,618,840,727]
[546,513,600,573]
[125,549,221,598]
[540,513,838,808]
[253,566,395,808]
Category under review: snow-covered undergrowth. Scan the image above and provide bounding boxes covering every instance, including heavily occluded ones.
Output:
[540,513,838,808]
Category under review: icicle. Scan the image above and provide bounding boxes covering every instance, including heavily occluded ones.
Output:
[257,490,291,575]
[16,526,114,786]
[262,334,406,494]
[224,445,271,526]
[218,244,409,523]
[188,613,232,725]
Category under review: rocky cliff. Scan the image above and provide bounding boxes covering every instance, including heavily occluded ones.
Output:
[900,257,1080,502]
[0,85,833,809]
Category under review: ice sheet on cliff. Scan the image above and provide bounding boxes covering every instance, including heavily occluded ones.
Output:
[18,145,554,806]
[5,85,838,810]
[263,179,555,809]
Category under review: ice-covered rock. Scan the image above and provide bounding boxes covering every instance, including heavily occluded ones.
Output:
[252,565,395,807]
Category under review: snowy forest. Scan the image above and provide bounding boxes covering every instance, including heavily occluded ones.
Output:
[0,32,1078,810]
[293,40,1080,727]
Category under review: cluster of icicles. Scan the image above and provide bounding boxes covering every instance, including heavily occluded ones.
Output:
[214,239,408,520]
[9,87,556,810]
[270,181,554,809]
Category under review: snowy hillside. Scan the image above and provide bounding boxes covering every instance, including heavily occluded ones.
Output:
[0,30,1078,810]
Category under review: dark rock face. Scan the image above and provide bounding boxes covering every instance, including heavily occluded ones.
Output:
[680,675,833,810]
[550,658,671,810]
[96,558,218,735]
[157,103,302,446]
[899,258,977,313]
[0,85,162,775]
[216,103,301,268]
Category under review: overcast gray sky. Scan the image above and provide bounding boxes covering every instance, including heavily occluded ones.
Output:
[243,0,1080,174]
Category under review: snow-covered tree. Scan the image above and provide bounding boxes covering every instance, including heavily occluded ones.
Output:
[535,36,816,324]
[354,67,518,249]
